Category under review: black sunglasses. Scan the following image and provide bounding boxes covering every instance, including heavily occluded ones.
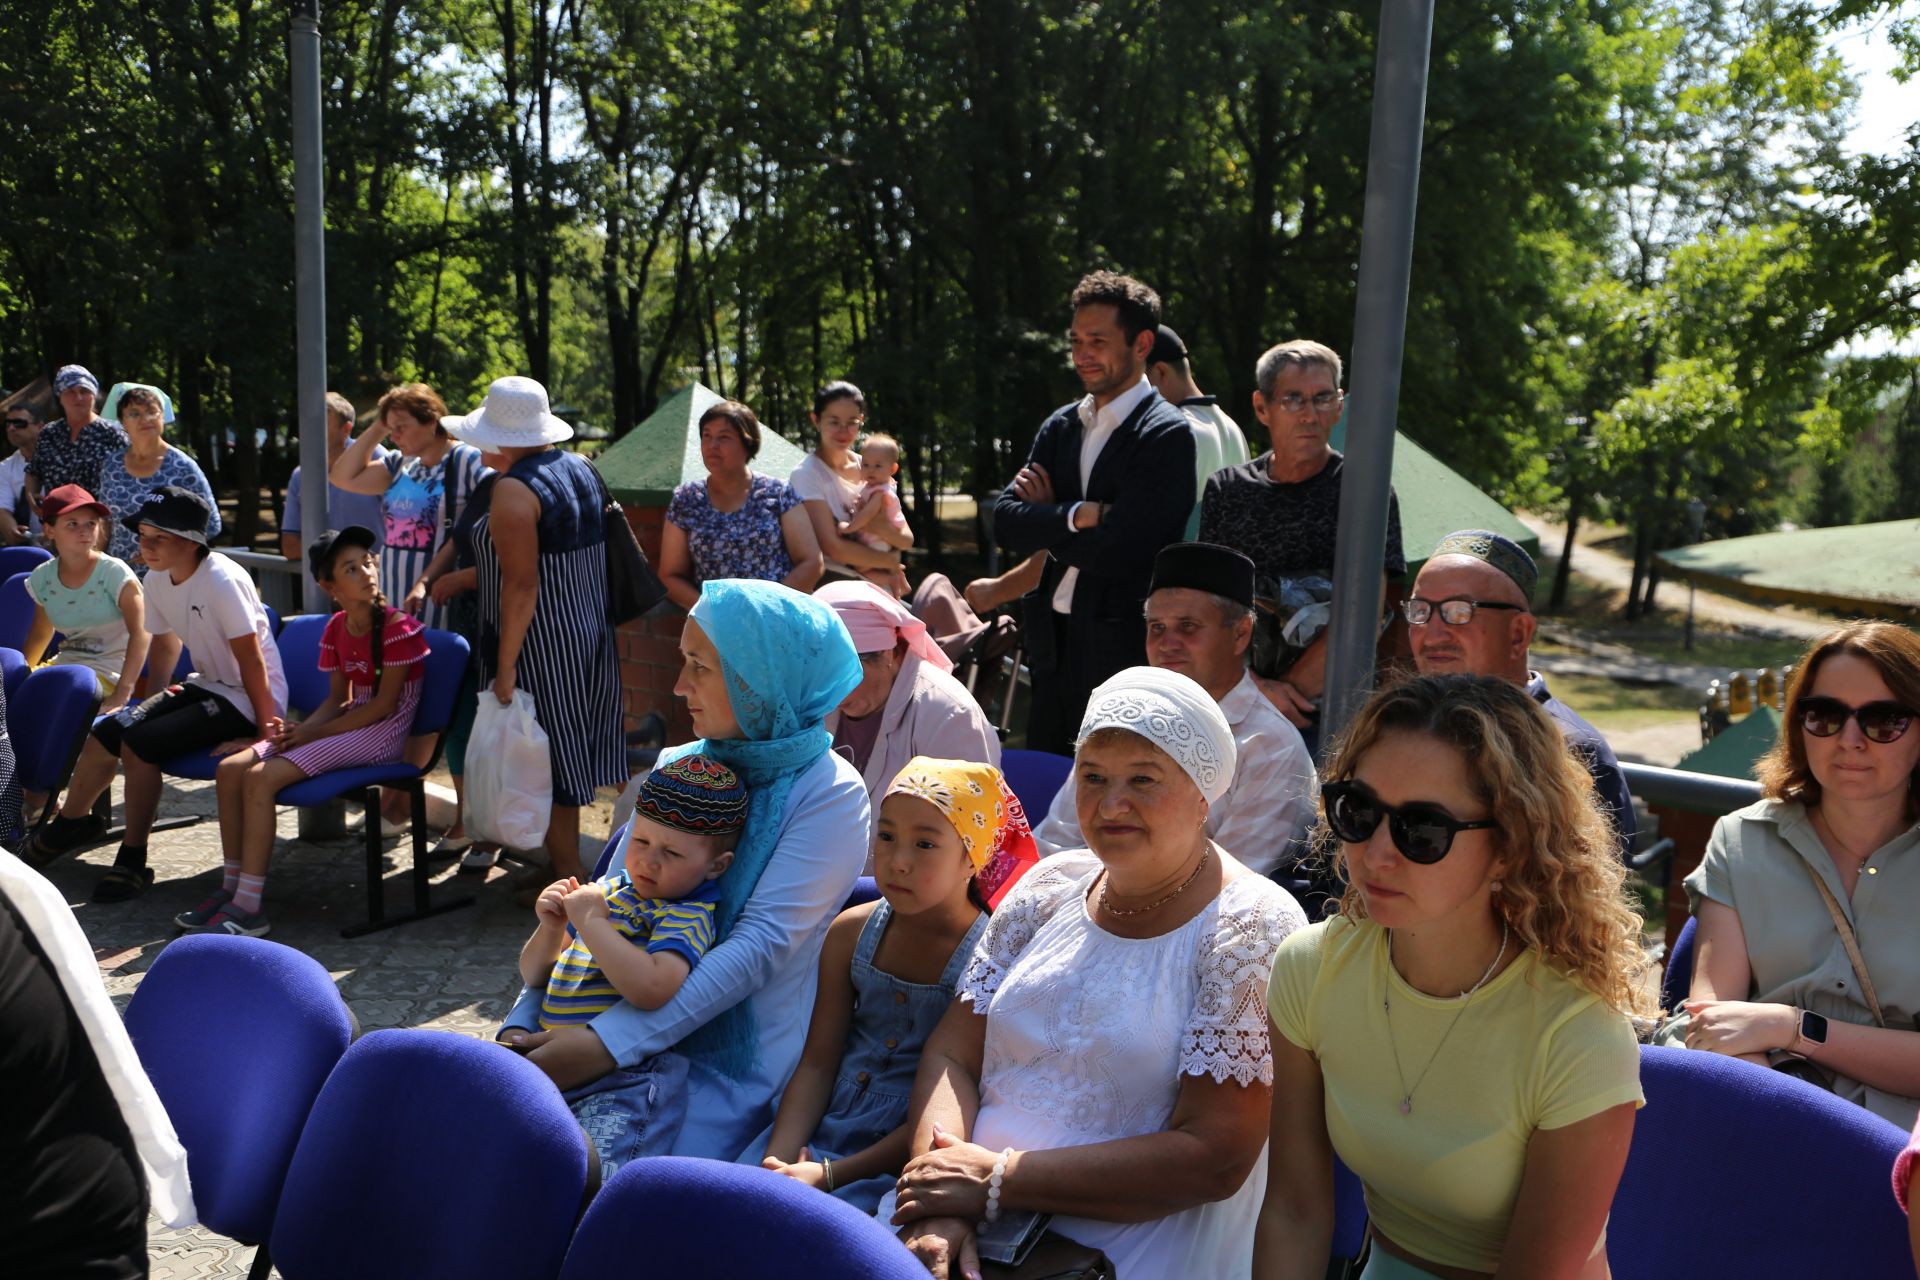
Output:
[1321,779,1497,865]
[1797,696,1916,744]
[4,418,31,429]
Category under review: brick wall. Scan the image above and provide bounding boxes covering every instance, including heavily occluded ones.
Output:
[617,502,693,742]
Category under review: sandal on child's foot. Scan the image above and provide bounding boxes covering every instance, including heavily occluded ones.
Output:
[92,865,155,903]
[174,889,235,931]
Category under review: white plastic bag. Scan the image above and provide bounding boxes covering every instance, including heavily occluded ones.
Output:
[464,689,552,850]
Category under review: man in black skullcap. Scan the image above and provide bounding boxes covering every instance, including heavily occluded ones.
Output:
[1032,541,1320,877]
[1409,529,1636,859]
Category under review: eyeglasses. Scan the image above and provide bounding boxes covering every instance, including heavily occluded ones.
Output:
[1321,780,1497,864]
[1402,597,1527,627]
[1797,696,1916,744]
[1268,391,1343,415]
[4,419,31,430]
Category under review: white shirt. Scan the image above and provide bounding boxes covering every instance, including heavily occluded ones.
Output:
[874,852,1306,1280]
[1053,375,1155,613]
[0,451,39,536]
[1180,400,1251,539]
[788,452,864,578]
[1033,668,1319,875]
[144,551,288,722]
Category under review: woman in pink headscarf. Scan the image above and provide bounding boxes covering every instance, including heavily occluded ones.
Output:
[818,581,1001,826]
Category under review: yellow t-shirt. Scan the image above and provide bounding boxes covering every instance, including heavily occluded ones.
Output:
[1268,917,1643,1274]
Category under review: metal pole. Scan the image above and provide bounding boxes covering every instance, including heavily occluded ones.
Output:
[1317,0,1435,757]
[292,0,346,839]
[291,0,329,617]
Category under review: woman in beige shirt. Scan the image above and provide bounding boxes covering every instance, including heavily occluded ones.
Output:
[1663,621,1920,1129]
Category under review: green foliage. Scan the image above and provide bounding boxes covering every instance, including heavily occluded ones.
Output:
[0,0,1915,562]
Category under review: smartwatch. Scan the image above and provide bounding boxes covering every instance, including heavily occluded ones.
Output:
[1788,1009,1829,1057]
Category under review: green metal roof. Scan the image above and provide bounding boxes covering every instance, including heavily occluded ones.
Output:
[1658,520,1920,621]
[1328,420,1540,577]
[1676,704,1781,787]
[594,382,811,506]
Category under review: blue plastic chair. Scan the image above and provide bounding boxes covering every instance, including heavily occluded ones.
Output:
[9,664,103,846]
[843,875,881,910]
[270,1029,589,1280]
[1331,1155,1368,1266]
[161,622,474,937]
[0,570,33,652]
[0,543,50,583]
[557,1156,923,1280]
[1608,1045,1912,1276]
[1660,915,1698,1015]
[124,935,355,1279]
[1000,747,1073,819]
[0,645,26,703]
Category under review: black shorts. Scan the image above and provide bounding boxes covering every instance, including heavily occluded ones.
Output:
[91,684,255,764]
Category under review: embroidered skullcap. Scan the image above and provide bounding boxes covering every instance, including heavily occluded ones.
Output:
[1429,529,1538,603]
[1149,541,1256,610]
[634,753,749,838]
[1077,666,1236,804]
[54,364,99,396]
[885,756,1038,903]
[815,579,954,672]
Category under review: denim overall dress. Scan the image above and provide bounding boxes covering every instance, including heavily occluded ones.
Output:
[749,901,987,1214]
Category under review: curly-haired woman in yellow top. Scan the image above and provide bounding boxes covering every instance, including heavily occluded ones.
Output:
[1256,674,1649,1280]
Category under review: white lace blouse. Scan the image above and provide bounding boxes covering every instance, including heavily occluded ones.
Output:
[957,850,1306,1279]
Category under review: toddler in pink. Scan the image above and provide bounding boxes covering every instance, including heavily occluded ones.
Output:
[845,433,912,597]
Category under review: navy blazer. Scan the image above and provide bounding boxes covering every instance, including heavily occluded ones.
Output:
[993,390,1196,673]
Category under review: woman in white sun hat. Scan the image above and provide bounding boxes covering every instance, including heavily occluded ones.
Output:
[442,376,625,882]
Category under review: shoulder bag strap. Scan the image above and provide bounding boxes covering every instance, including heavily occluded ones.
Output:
[1798,858,1886,1028]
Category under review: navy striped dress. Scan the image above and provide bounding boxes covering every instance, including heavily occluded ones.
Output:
[472,449,625,807]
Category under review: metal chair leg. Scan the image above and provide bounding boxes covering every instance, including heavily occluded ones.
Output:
[339,781,474,939]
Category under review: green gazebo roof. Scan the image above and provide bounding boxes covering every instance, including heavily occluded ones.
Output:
[1328,420,1540,579]
[595,382,811,505]
[1658,520,1920,621]
[1676,704,1781,784]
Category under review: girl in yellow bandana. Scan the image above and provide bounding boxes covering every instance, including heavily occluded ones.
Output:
[750,756,1036,1213]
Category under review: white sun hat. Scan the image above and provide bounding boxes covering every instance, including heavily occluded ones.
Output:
[441,375,574,448]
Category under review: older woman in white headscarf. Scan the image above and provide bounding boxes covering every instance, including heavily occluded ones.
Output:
[819,581,1000,817]
[880,667,1308,1280]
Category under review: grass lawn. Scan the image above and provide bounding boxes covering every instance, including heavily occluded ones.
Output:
[1530,666,1703,733]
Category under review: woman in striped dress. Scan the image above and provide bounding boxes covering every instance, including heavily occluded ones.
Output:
[330,381,489,632]
[447,377,624,883]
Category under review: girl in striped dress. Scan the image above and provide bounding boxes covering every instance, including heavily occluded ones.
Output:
[191,525,430,937]
[446,376,624,885]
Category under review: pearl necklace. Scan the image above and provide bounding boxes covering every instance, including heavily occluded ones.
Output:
[1384,920,1509,1116]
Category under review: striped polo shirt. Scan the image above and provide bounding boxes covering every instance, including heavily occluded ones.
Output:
[538,872,723,1028]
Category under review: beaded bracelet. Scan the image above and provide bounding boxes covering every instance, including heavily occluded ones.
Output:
[985,1148,1013,1223]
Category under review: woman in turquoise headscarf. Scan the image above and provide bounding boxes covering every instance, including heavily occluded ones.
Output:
[502,579,871,1161]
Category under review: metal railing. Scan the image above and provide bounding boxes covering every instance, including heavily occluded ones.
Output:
[1621,761,1761,816]
[224,548,306,619]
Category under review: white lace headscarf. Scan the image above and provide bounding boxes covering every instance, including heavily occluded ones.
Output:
[1076,666,1236,804]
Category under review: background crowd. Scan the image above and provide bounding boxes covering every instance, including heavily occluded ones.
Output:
[5,267,1920,1279]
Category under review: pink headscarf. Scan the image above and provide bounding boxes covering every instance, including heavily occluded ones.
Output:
[816,580,953,673]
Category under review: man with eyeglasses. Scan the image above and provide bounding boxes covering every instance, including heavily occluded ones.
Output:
[1407,528,1636,859]
[1198,340,1406,734]
[0,402,44,544]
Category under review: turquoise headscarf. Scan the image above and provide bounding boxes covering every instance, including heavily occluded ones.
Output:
[101,382,176,425]
[671,579,860,1080]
